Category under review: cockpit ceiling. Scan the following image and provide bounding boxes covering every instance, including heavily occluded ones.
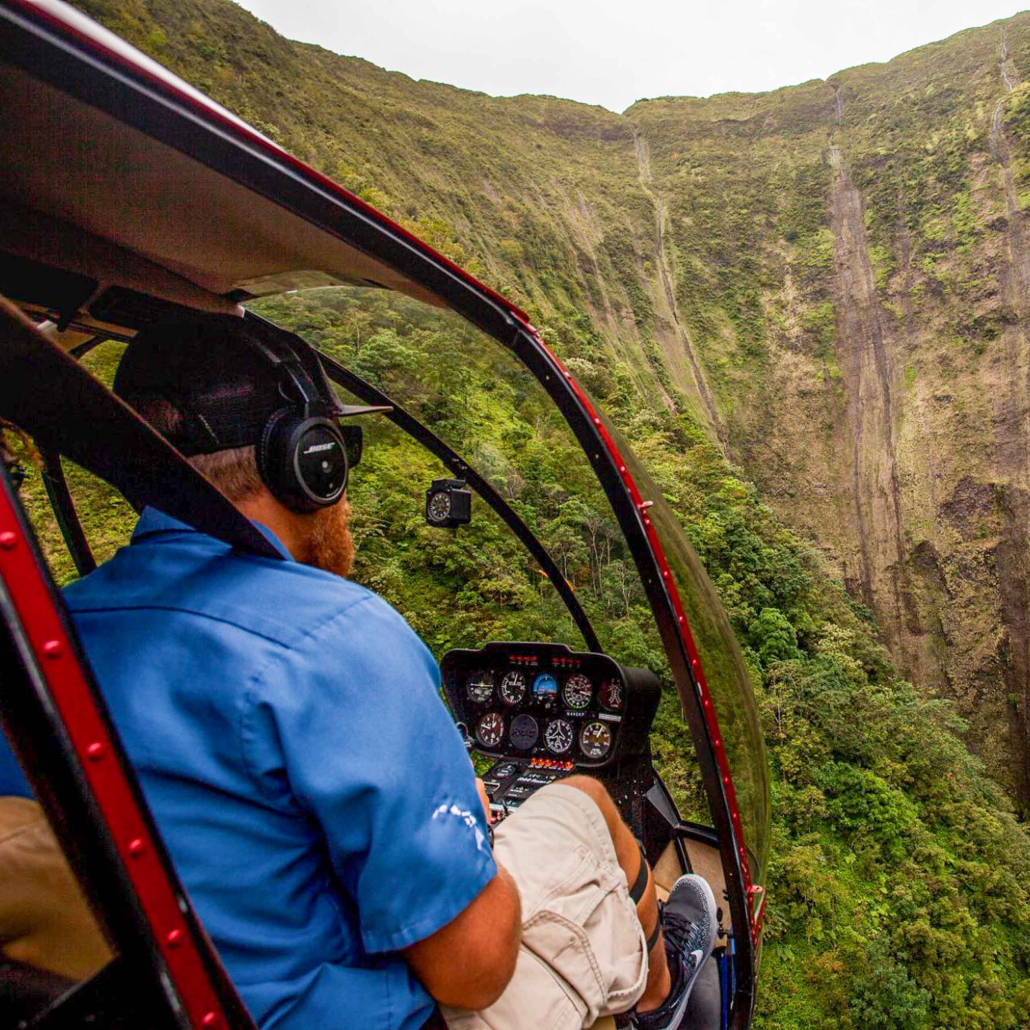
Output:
[0,64,447,319]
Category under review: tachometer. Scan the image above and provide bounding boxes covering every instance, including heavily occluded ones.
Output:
[580,721,612,760]
[510,714,539,750]
[466,670,494,703]
[499,671,526,705]
[563,673,592,709]
[599,679,624,712]
[476,712,505,748]
[544,718,574,755]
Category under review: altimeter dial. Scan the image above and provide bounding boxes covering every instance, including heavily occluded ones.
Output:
[544,718,574,755]
[563,673,592,709]
[476,712,505,748]
[580,721,612,760]
[500,671,527,705]
[466,670,495,703]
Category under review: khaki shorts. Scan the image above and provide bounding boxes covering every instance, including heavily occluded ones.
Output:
[442,783,648,1030]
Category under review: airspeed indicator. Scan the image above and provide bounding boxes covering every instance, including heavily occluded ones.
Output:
[466,670,494,703]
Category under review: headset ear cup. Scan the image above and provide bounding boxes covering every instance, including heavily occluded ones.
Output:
[257,409,348,513]
[257,407,295,505]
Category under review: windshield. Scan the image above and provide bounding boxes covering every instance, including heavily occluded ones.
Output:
[251,286,713,819]
[253,285,770,879]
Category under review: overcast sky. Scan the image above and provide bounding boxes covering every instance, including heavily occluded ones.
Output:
[236,0,1025,113]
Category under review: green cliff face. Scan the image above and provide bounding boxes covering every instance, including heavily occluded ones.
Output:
[628,20,1030,810]
[38,1,1030,1024]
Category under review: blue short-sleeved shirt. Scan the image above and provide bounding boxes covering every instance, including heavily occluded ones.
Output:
[13,507,496,1029]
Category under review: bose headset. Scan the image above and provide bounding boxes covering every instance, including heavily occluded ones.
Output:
[245,325,353,513]
[115,314,373,515]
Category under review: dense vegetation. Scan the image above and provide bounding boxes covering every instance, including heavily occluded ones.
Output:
[18,1,1030,1026]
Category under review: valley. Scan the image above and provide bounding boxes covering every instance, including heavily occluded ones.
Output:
[46,2,1030,1023]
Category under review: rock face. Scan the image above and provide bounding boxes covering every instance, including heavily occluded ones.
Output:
[65,0,1030,804]
[623,19,1030,806]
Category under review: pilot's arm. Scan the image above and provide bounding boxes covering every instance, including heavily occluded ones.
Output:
[403,852,521,1009]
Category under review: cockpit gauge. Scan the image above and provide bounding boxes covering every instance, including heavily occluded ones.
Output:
[580,721,612,760]
[544,718,574,755]
[427,491,452,524]
[509,714,539,750]
[599,679,624,712]
[563,673,592,709]
[466,671,495,703]
[476,712,505,748]
[499,671,527,705]
[532,672,559,699]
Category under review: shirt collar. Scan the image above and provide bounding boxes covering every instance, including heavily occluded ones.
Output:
[131,506,294,561]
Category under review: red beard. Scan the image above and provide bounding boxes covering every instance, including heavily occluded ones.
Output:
[299,497,355,578]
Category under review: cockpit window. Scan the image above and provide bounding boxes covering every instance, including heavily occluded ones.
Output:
[17,341,132,587]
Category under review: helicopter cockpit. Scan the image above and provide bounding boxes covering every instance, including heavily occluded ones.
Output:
[0,3,769,1029]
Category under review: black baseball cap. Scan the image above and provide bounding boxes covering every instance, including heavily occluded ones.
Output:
[113,315,388,456]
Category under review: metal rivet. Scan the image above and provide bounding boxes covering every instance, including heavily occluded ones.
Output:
[128,838,145,857]
[202,1014,218,1028]
[86,742,104,761]
[42,640,62,659]
[0,531,16,550]
[166,929,183,947]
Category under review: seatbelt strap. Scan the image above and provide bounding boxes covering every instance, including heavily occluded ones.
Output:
[629,839,663,954]
[628,839,649,904]
[646,915,663,955]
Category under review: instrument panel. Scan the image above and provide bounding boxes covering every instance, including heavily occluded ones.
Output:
[441,642,653,770]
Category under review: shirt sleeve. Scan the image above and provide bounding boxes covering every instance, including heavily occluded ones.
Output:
[243,591,497,955]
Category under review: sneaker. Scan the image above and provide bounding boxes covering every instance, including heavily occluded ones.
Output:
[631,874,718,1030]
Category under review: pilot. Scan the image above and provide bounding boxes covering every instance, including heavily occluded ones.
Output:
[0,317,716,1030]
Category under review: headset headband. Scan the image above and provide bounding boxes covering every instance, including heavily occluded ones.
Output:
[238,321,340,421]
